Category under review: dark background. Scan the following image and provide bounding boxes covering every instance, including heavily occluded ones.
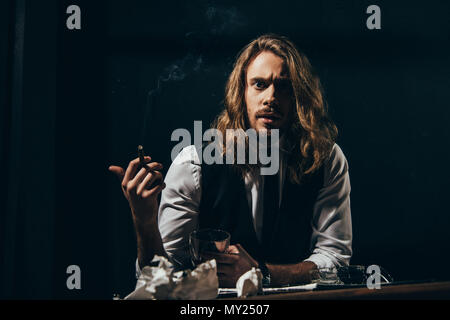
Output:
[1,0,450,299]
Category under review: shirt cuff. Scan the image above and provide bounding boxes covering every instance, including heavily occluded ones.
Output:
[135,258,142,279]
[304,248,349,270]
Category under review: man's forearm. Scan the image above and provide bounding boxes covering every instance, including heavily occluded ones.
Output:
[266,261,318,286]
[133,213,167,269]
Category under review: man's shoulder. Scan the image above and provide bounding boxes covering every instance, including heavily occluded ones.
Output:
[329,143,348,167]
[324,143,349,184]
[171,145,202,166]
[163,145,202,196]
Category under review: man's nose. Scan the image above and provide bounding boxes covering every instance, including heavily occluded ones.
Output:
[263,84,277,106]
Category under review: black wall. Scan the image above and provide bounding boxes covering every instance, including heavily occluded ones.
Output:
[1,0,450,299]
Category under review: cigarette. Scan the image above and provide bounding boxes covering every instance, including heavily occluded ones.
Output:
[138,145,145,165]
[138,145,153,171]
[138,145,163,189]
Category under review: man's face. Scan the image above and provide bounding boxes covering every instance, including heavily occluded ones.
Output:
[245,51,294,132]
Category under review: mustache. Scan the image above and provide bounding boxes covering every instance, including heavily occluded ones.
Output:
[255,108,283,119]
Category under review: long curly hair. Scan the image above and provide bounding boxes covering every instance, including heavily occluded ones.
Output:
[212,34,338,184]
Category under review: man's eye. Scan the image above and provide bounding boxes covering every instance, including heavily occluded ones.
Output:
[254,81,266,89]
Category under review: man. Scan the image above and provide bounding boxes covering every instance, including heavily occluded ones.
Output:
[109,34,352,288]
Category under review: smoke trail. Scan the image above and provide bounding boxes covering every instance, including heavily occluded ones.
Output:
[140,2,247,145]
[140,54,203,143]
[205,5,246,35]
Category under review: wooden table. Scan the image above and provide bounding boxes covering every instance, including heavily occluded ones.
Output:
[226,281,450,300]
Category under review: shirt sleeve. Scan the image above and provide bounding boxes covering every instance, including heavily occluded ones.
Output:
[158,145,202,268]
[304,143,353,269]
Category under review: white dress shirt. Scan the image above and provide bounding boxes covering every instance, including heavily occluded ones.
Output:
[152,142,353,272]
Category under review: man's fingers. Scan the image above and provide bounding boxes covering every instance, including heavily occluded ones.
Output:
[136,169,163,195]
[201,252,238,264]
[144,162,164,171]
[128,162,163,192]
[128,167,149,192]
[122,157,142,187]
[108,165,125,181]
[141,181,166,198]
[226,245,240,254]
[122,156,151,188]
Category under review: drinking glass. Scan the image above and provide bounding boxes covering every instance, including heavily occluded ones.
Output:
[189,228,230,266]
[309,265,393,285]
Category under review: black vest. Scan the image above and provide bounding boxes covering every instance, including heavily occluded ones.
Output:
[198,157,324,264]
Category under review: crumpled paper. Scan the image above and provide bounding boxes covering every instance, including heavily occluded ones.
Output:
[125,255,219,300]
[236,267,263,298]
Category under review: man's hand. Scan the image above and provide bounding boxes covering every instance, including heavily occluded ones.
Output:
[109,156,165,225]
[201,242,319,288]
[267,261,318,286]
[202,244,258,288]
[109,155,167,266]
